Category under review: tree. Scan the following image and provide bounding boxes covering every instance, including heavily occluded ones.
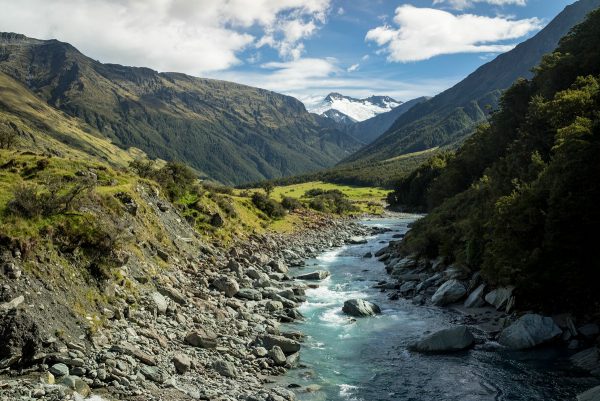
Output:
[260,181,275,197]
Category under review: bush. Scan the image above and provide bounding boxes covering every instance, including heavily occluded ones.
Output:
[251,192,286,219]
[0,123,19,149]
[7,176,96,218]
[303,189,357,214]
[281,196,303,211]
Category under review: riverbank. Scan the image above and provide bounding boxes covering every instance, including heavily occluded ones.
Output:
[0,208,378,401]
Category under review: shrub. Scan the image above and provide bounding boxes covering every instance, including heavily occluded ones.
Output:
[304,189,357,214]
[251,192,285,219]
[0,123,19,149]
[281,196,302,211]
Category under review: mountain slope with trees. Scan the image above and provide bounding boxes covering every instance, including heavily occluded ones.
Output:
[389,8,600,313]
[343,0,600,166]
[0,33,361,185]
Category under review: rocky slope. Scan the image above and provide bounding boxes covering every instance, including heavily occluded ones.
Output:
[0,158,374,400]
[0,33,361,185]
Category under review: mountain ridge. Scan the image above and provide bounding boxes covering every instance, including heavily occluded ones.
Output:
[0,33,362,185]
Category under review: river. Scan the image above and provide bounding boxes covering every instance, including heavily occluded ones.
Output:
[281,215,598,401]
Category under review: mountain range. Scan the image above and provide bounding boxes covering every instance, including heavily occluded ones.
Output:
[309,93,402,123]
[0,33,362,185]
[343,0,600,166]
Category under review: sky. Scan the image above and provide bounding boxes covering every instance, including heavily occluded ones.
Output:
[0,0,576,108]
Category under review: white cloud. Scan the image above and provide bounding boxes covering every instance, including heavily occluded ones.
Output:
[207,57,459,105]
[365,5,541,62]
[337,7,345,15]
[433,0,527,10]
[0,0,331,73]
[347,63,360,72]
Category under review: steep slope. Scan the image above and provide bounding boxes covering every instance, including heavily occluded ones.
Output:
[310,93,402,122]
[0,33,361,185]
[391,9,600,312]
[345,96,429,144]
[0,71,141,165]
[344,0,600,164]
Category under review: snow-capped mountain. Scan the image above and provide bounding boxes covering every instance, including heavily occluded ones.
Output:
[309,92,402,122]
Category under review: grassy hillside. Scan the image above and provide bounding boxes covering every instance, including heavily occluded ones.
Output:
[391,9,600,313]
[0,33,361,185]
[343,0,600,165]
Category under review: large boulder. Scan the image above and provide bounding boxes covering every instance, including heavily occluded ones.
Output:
[185,329,218,349]
[413,326,475,353]
[236,288,262,301]
[212,276,239,297]
[431,280,466,306]
[296,271,330,280]
[269,260,289,274]
[463,284,486,308]
[577,385,600,401]
[484,287,514,310]
[258,334,301,354]
[150,291,169,314]
[498,314,562,349]
[348,236,368,244]
[342,299,381,317]
[0,310,44,368]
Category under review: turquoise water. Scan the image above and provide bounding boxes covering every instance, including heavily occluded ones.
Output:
[283,215,598,401]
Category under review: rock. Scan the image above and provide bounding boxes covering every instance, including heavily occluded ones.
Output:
[150,291,169,314]
[185,330,218,349]
[157,248,169,262]
[141,365,167,383]
[463,284,486,308]
[296,271,330,280]
[0,295,24,312]
[269,260,289,274]
[286,352,300,367]
[570,347,600,373]
[236,288,263,301]
[254,347,268,357]
[269,346,287,366]
[110,344,156,366]
[498,314,562,349]
[61,376,91,397]
[399,281,417,294]
[0,311,43,366]
[484,287,514,310]
[577,386,600,401]
[266,300,284,312]
[213,360,236,378]
[431,279,467,306]
[579,324,600,340]
[348,236,368,244]
[342,299,381,317]
[212,276,240,297]
[363,252,373,258]
[173,353,191,374]
[414,326,475,353]
[258,334,301,354]
[49,363,69,377]
[158,285,187,305]
[374,247,388,257]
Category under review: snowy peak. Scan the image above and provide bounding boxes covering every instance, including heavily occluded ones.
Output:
[310,93,402,122]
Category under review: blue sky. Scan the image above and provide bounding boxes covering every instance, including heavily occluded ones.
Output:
[0,0,576,106]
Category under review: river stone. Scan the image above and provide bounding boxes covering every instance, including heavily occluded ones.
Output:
[266,300,284,312]
[61,376,91,397]
[269,346,287,366]
[185,329,218,349]
[577,385,600,401]
[342,299,381,317]
[570,347,600,372]
[414,326,475,352]
[269,260,289,274]
[212,276,239,297]
[498,314,562,349]
[141,366,167,383]
[431,279,466,306]
[172,353,191,374]
[236,288,263,301]
[213,360,236,378]
[258,334,301,354]
[150,291,169,314]
[296,271,330,280]
[50,363,69,377]
[578,324,600,339]
[484,286,514,310]
[348,236,368,244]
[463,284,486,308]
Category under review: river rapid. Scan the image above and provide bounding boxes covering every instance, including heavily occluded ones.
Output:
[281,215,598,401]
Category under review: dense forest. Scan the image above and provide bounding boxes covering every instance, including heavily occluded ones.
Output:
[389,9,600,313]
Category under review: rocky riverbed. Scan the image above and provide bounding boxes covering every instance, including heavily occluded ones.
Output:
[0,213,377,401]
